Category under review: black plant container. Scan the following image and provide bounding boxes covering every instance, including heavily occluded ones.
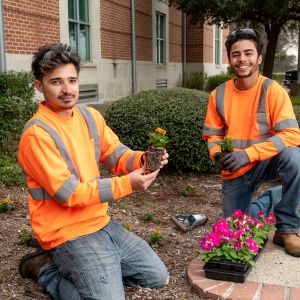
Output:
[203,239,268,283]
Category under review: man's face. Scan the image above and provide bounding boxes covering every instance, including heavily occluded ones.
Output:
[34,63,79,116]
[229,39,262,79]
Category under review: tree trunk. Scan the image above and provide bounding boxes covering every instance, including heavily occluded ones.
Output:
[263,25,281,78]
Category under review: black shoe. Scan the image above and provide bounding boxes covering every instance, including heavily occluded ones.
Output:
[19,250,52,279]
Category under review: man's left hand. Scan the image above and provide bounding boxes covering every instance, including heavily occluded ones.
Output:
[159,149,169,169]
[221,151,250,172]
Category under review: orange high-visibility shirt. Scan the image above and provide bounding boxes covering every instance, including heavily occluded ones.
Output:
[203,75,300,180]
[18,102,143,249]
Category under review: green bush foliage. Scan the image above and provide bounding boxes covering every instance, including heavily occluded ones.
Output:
[272,72,284,84]
[104,88,216,172]
[0,71,37,153]
[205,73,233,92]
[0,71,36,185]
[185,71,207,90]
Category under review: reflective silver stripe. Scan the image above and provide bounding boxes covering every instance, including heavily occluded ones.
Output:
[22,119,80,179]
[29,188,52,200]
[267,135,286,152]
[102,144,129,170]
[98,178,113,202]
[273,119,299,131]
[54,175,79,204]
[208,142,218,150]
[216,83,226,123]
[257,79,273,136]
[203,125,225,136]
[231,135,270,149]
[126,153,136,172]
[77,106,101,162]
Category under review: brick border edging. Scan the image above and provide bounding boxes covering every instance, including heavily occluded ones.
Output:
[187,248,300,300]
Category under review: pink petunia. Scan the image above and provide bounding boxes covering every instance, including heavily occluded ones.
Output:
[233,209,244,219]
[246,238,259,252]
[257,211,265,218]
[200,232,222,251]
[233,240,243,251]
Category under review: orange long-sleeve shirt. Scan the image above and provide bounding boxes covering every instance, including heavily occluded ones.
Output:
[18,102,143,249]
[203,75,300,179]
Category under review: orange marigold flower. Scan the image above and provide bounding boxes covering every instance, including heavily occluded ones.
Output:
[155,127,166,135]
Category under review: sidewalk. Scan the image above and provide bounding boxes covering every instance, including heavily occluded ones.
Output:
[187,232,300,299]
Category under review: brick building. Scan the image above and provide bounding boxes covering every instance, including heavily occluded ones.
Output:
[1,0,228,103]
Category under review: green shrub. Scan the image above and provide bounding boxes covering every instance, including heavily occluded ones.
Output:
[185,71,207,90]
[0,154,25,185]
[104,88,215,172]
[206,73,233,92]
[272,72,285,84]
[0,71,37,153]
[17,229,33,245]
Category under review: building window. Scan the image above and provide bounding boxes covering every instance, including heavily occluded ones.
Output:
[215,25,221,65]
[156,12,165,64]
[68,0,90,61]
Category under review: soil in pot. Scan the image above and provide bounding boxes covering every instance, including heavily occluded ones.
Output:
[146,146,164,172]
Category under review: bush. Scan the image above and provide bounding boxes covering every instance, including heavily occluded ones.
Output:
[0,154,25,185]
[272,72,285,84]
[0,71,36,153]
[185,71,207,90]
[206,73,233,92]
[104,88,216,173]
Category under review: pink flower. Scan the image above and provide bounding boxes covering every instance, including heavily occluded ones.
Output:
[233,209,243,219]
[234,240,243,251]
[269,212,276,224]
[257,211,265,218]
[212,219,230,237]
[200,232,222,251]
[246,238,259,252]
[234,228,246,239]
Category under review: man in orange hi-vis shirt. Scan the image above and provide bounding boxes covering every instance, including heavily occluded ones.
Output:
[18,44,169,299]
[203,28,300,257]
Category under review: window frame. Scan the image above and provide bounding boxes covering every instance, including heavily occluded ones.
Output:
[68,0,91,61]
[215,24,221,65]
[156,11,166,64]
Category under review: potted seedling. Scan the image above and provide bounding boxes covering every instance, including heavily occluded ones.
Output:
[216,135,233,157]
[146,127,169,172]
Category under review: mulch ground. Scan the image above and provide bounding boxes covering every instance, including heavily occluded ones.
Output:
[0,171,225,300]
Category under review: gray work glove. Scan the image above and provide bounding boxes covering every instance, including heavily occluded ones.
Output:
[221,151,250,172]
[213,152,225,170]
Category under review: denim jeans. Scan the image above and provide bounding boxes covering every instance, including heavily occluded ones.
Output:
[38,220,169,300]
[222,147,300,233]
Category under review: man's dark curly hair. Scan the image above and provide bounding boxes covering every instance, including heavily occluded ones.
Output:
[225,29,264,59]
[31,44,81,80]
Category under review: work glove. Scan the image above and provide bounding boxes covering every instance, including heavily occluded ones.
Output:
[221,151,250,172]
[213,152,224,170]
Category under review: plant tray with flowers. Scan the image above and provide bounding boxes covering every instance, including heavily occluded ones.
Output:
[146,127,169,171]
[200,210,276,283]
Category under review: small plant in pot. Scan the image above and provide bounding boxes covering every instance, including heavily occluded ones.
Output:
[216,135,233,156]
[146,127,169,172]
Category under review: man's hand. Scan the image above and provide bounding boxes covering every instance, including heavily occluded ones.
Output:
[159,149,169,169]
[213,152,224,170]
[221,151,250,172]
[128,166,160,191]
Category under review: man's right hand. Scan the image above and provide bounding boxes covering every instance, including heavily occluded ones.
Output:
[213,152,224,170]
[128,165,160,191]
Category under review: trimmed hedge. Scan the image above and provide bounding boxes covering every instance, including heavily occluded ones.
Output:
[206,73,233,92]
[0,71,36,185]
[104,88,216,172]
[0,71,36,152]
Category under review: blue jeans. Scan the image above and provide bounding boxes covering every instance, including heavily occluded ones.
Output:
[38,221,169,300]
[222,147,300,233]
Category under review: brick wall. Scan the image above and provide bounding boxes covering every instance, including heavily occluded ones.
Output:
[101,0,152,61]
[169,6,182,63]
[186,17,204,63]
[3,0,60,54]
[202,23,213,64]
